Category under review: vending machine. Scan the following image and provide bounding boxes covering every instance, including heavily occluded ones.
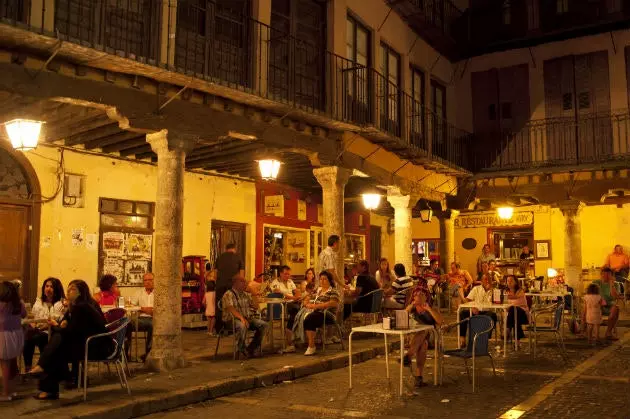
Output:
[181,255,208,328]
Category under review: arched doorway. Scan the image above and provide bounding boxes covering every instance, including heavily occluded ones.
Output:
[0,140,41,302]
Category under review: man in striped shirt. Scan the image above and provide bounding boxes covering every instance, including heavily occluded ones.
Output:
[383,263,414,309]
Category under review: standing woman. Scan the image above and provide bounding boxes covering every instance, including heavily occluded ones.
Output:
[506,275,530,348]
[23,278,66,372]
[375,258,394,289]
[29,280,115,400]
[0,281,26,401]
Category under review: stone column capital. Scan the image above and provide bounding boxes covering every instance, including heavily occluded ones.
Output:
[386,186,417,209]
[559,200,585,216]
[313,166,352,188]
[147,129,198,155]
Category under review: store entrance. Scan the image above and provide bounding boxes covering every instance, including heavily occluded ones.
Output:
[210,220,246,268]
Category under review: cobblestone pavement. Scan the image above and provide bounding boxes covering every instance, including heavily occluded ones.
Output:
[145,328,630,419]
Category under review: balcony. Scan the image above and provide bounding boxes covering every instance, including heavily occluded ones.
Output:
[0,0,473,173]
[473,111,630,172]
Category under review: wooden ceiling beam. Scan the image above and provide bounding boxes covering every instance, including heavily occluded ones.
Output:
[84,131,143,150]
[102,137,147,153]
[186,142,262,164]
[134,151,156,160]
[63,124,124,147]
[120,143,152,157]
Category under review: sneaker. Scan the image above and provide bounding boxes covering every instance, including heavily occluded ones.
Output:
[304,346,317,356]
[284,345,296,353]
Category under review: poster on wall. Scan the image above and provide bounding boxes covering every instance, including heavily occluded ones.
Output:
[103,232,125,257]
[86,233,97,251]
[126,233,152,259]
[297,200,307,221]
[103,257,124,279]
[122,260,149,286]
[72,228,85,247]
[264,195,284,217]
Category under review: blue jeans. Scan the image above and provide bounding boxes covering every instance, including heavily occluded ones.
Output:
[233,318,268,353]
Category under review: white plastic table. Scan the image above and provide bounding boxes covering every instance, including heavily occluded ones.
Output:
[526,291,571,310]
[348,323,438,396]
[457,302,517,357]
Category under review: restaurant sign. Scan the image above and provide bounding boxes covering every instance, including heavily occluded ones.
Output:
[264,195,284,217]
[454,211,534,229]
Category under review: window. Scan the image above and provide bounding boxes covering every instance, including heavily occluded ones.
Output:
[562,93,573,110]
[345,15,370,122]
[502,0,511,25]
[379,42,401,135]
[411,67,425,140]
[501,102,512,119]
[431,80,447,119]
[578,91,590,109]
[556,0,569,14]
[99,198,154,287]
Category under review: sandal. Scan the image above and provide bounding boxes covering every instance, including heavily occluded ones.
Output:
[33,392,59,401]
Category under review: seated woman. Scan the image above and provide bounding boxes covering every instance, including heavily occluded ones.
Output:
[93,274,120,306]
[300,271,341,356]
[29,280,115,400]
[448,262,473,310]
[506,275,529,347]
[300,268,317,296]
[402,287,442,388]
[23,277,66,372]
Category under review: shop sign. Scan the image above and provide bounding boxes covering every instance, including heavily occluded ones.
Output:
[264,195,284,217]
[317,204,323,223]
[454,211,533,228]
[297,200,307,221]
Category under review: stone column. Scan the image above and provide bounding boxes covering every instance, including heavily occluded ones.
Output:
[560,201,584,292]
[146,129,196,371]
[313,166,351,284]
[387,188,415,274]
[439,209,459,268]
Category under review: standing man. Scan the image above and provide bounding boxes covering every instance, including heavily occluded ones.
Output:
[134,272,154,362]
[318,235,341,287]
[214,243,245,331]
[477,244,495,276]
[604,245,629,295]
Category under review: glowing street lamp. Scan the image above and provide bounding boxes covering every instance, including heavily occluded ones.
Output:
[362,193,381,210]
[4,119,43,151]
[257,159,282,181]
[497,206,514,220]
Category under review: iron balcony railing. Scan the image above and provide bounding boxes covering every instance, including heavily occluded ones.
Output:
[473,112,630,171]
[0,0,472,171]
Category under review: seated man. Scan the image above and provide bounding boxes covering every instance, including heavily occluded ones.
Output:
[383,264,414,310]
[458,277,498,348]
[221,274,269,358]
[343,260,379,320]
[133,272,155,362]
[591,267,620,340]
[270,265,301,353]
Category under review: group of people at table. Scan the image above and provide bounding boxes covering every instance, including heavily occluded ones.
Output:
[0,273,154,401]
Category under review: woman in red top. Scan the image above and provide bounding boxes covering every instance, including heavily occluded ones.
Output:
[93,274,120,306]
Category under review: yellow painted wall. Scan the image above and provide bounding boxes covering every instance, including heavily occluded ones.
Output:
[581,204,630,268]
[25,146,256,295]
[454,227,488,274]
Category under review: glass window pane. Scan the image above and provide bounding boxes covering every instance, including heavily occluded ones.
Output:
[389,53,399,86]
[357,27,367,61]
[136,203,151,215]
[101,199,116,212]
[101,214,149,229]
[346,18,354,60]
[380,45,386,74]
[118,201,133,214]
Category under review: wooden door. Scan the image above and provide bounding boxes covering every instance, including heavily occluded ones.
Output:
[369,225,381,275]
[0,204,30,284]
[210,220,246,267]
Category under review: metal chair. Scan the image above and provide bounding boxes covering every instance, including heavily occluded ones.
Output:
[79,317,131,401]
[318,308,345,352]
[103,308,126,325]
[214,300,262,360]
[528,301,567,360]
[350,289,384,325]
[442,315,496,392]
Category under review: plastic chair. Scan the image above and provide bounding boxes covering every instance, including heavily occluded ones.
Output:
[79,317,131,401]
[350,289,384,325]
[104,308,126,326]
[442,315,495,392]
[528,301,566,360]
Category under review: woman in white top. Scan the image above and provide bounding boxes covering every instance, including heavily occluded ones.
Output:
[375,258,394,290]
[23,278,65,371]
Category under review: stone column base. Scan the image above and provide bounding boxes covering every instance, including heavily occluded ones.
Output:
[146,352,188,372]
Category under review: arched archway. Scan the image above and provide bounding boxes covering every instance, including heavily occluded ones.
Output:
[0,139,41,302]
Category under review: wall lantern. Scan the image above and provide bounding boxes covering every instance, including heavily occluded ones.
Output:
[418,201,433,223]
[257,159,282,181]
[362,193,381,210]
[4,119,43,151]
[497,206,514,220]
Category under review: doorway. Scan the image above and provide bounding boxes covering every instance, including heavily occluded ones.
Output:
[210,220,246,268]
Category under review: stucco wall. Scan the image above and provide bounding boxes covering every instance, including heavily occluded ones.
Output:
[26,146,256,294]
[369,213,394,266]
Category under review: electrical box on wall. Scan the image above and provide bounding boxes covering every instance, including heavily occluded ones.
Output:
[63,174,85,208]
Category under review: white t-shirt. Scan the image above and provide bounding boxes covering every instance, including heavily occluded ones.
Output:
[134,288,154,317]
[466,285,492,304]
[270,279,297,297]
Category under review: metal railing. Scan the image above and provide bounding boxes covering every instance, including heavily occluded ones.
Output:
[473,112,630,171]
[54,0,161,62]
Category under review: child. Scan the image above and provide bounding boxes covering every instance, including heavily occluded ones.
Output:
[203,271,216,337]
[0,281,26,401]
[583,283,604,345]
